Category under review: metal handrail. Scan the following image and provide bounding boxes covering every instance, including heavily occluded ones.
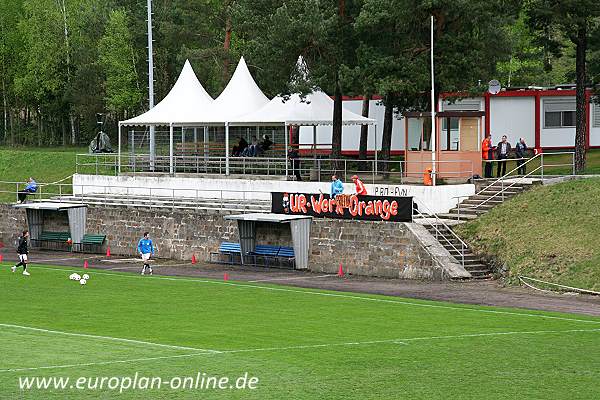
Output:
[75,153,475,184]
[453,151,575,221]
[412,201,468,268]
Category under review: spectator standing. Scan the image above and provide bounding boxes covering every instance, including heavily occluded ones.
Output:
[351,175,367,195]
[330,175,344,198]
[515,138,528,175]
[288,148,302,181]
[481,134,493,178]
[496,135,511,177]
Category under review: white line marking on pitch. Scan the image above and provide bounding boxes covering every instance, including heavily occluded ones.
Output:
[1,328,598,373]
[0,323,220,354]
[29,265,600,326]
[27,256,104,264]
[247,274,333,283]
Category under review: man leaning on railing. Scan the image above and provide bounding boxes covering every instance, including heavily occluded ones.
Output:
[17,177,37,204]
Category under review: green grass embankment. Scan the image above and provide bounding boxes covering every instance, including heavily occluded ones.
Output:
[455,177,600,291]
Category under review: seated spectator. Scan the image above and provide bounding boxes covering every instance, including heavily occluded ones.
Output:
[259,135,273,153]
[242,137,259,157]
[18,177,38,203]
[232,137,248,157]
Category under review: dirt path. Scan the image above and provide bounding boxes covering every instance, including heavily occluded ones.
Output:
[3,249,600,317]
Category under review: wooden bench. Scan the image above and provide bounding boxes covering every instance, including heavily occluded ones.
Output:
[209,242,242,264]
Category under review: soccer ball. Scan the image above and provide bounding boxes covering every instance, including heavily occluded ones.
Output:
[80,279,87,285]
[69,273,81,281]
[82,274,90,280]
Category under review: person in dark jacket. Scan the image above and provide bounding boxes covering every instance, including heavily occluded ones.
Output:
[11,230,30,276]
[259,134,273,152]
[232,137,248,157]
[496,135,511,177]
[515,138,528,175]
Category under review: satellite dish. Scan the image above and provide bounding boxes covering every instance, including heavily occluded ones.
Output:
[488,80,501,95]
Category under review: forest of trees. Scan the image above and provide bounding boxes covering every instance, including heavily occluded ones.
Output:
[0,0,599,168]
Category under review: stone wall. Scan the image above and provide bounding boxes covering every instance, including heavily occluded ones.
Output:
[0,204,27,248]
[0,204,446,280]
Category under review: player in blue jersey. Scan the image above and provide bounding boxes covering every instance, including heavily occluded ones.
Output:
[137,232,154,275]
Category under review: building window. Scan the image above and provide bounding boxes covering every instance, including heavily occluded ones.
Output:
[440,117,459,151]
[544,99,576,128]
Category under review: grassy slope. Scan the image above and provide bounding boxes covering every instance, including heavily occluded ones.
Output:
[0,264,599,399]
[0,147,83,182]
[456,178,600,291]
[0,147,85,203]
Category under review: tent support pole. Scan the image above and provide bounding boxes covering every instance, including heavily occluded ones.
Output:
[204,126,209,161]
[374,123,378,178]
[149,126,155,172]
[285,123,289,178]
[118,123,122,174]
[225,123,230,175]
[313,125,317,159]
[169,123,174,176]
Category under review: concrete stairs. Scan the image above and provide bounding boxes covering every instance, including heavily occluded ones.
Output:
[437,180,536,221]
[422,178,539,279]
[424,224,493,279]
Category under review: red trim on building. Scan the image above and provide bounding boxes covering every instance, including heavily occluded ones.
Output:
[298,149,404,156]
[534,94,541,149]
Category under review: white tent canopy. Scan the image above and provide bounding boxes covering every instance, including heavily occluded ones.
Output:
[117,56,377,176]
[122,60,213,126]
[192,56,269,124]
[230,90,376,126]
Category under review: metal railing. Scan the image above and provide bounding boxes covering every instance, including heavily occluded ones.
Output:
[0,180,274,213]
[412,201,468,268]
[453,152,575,221]
[76,153,474,184]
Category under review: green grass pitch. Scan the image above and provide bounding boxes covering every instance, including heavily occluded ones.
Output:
[1,263,599,399]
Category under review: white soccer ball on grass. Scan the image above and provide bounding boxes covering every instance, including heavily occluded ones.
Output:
[82,274,90,280]
[80,279,87,286]
[69,273,81,281]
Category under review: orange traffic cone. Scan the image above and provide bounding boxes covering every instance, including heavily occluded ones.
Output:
[224,272,229,281]
[191,254,197,264]
[84,260,89,269]
[338,263,344,277]
[106,247,111,257]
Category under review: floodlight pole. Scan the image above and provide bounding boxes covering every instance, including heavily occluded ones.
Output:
[430,15,437,186]
[147,0,156,171]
